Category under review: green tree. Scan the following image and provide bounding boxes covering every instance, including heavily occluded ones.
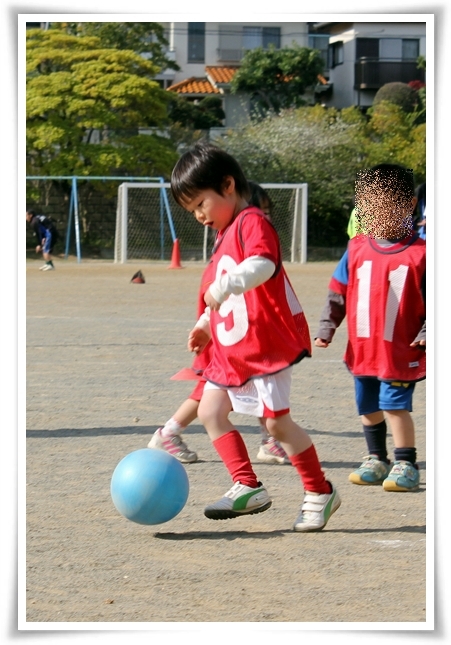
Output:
[230,44,324,118]
[56,21,179,73]
[365,102,426,183]
[168,95,225,129]
[221,105,368,246]
[220,100,425,247]
[26,27,177,178]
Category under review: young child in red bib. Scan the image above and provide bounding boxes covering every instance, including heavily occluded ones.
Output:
[315,163,426,492]
[170,142,341,531]
[148,182,290,465]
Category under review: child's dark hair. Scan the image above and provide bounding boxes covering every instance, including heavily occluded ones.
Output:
[26,209,36,217]
[356,163,415,200]
[171,142,249,206]
[248,181,273,214]
[355,163,415,239]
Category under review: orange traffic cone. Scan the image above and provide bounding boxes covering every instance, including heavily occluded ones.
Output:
[168,238,183,269]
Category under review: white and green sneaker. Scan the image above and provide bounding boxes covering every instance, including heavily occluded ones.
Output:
[293,482,341,532]
[204,481,272,520]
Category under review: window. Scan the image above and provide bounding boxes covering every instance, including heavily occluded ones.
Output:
[218,24,243,61]
[356,38,379,59]
[243,26,281,50]
[188,22,205,63]
[357,37,419,61]
[402,39,419,60]
[328,41,344,68]
[380,38,403,60]
[262,27,281,49]
[243,26,261,50]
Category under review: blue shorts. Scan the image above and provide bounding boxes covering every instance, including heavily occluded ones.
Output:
[42,231,53,254]
[354,376,415,415]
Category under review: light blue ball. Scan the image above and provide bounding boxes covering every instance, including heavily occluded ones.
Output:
[111,448,189,525]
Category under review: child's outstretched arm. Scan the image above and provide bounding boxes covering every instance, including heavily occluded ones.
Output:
[410,321,426,348]
[315,249,349,348]
[410,269,426,348]
[188,308,211,355]
[314,291,346,347]
[204,256,276,311]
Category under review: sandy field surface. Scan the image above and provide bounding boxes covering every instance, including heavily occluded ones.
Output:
[23,258,430,632]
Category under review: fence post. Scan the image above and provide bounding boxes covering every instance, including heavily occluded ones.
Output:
[291,188,301,263]
[301,183,308,264]
[120,183,128,263]
[72,177,82,263]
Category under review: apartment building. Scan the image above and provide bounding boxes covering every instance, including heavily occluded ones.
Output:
[310,21,426,109]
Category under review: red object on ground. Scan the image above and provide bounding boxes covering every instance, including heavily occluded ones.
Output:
[170,367,202,381]
[131,270,145,283]
[168,239,183,269]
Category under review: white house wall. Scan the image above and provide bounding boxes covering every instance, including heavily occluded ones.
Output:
[164,22,310,84]
[325,22,426,109]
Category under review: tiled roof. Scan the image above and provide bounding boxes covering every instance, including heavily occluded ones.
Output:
[167,67,326,96]
[205,66,239,85]
[167,77,220,95]
[167,66,239,96]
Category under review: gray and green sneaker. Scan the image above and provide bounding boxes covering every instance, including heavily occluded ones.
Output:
[383,461,420,492]
[349,455,390,485]
[204,481,272,520]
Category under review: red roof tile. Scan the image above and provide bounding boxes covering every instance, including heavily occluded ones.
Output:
[205,66,239,84]
[167,77,220,95]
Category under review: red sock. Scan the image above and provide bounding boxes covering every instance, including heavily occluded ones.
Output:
[289,444,331,494]
[213,430,259,488]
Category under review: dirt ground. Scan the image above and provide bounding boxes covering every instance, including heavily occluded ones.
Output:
[24,258,429,629]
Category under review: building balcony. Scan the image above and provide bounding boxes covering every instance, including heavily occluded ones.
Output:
[217,48,244,63]
[354,58,425,90]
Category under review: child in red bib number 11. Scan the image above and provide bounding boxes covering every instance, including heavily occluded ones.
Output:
[170,142,341,531]
[315,163,425,492]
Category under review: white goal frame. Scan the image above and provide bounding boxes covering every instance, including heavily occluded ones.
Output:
[114,182,308,264]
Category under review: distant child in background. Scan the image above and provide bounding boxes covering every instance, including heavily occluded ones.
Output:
[169,142,340,531]
[148,181,290,465]
[414,182,426,240]
[26,209,59,270]
[347,207,357,239]
[315,163,425,492]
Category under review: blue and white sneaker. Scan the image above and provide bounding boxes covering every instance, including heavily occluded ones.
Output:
[204,481,272,520]
[349,455,390,485]
[383,461,420,492]
[293,482,341,532]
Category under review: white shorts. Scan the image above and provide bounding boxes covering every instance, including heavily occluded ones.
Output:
[204,367,292,418]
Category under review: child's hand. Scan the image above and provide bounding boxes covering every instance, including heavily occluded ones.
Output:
[314,338,330,348]
[410,339,426,349]
[188,327,210,355]
[204,288,222,311]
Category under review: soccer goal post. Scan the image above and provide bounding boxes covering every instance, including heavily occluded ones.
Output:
[114,182,308,264]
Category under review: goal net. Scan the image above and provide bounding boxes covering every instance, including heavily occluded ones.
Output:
[114,182,308,264]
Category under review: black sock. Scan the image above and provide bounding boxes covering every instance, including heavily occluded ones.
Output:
[394,447,417,467]
[363,420,389,463]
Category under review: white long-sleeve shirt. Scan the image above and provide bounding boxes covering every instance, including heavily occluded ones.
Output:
[195,255,276,336]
